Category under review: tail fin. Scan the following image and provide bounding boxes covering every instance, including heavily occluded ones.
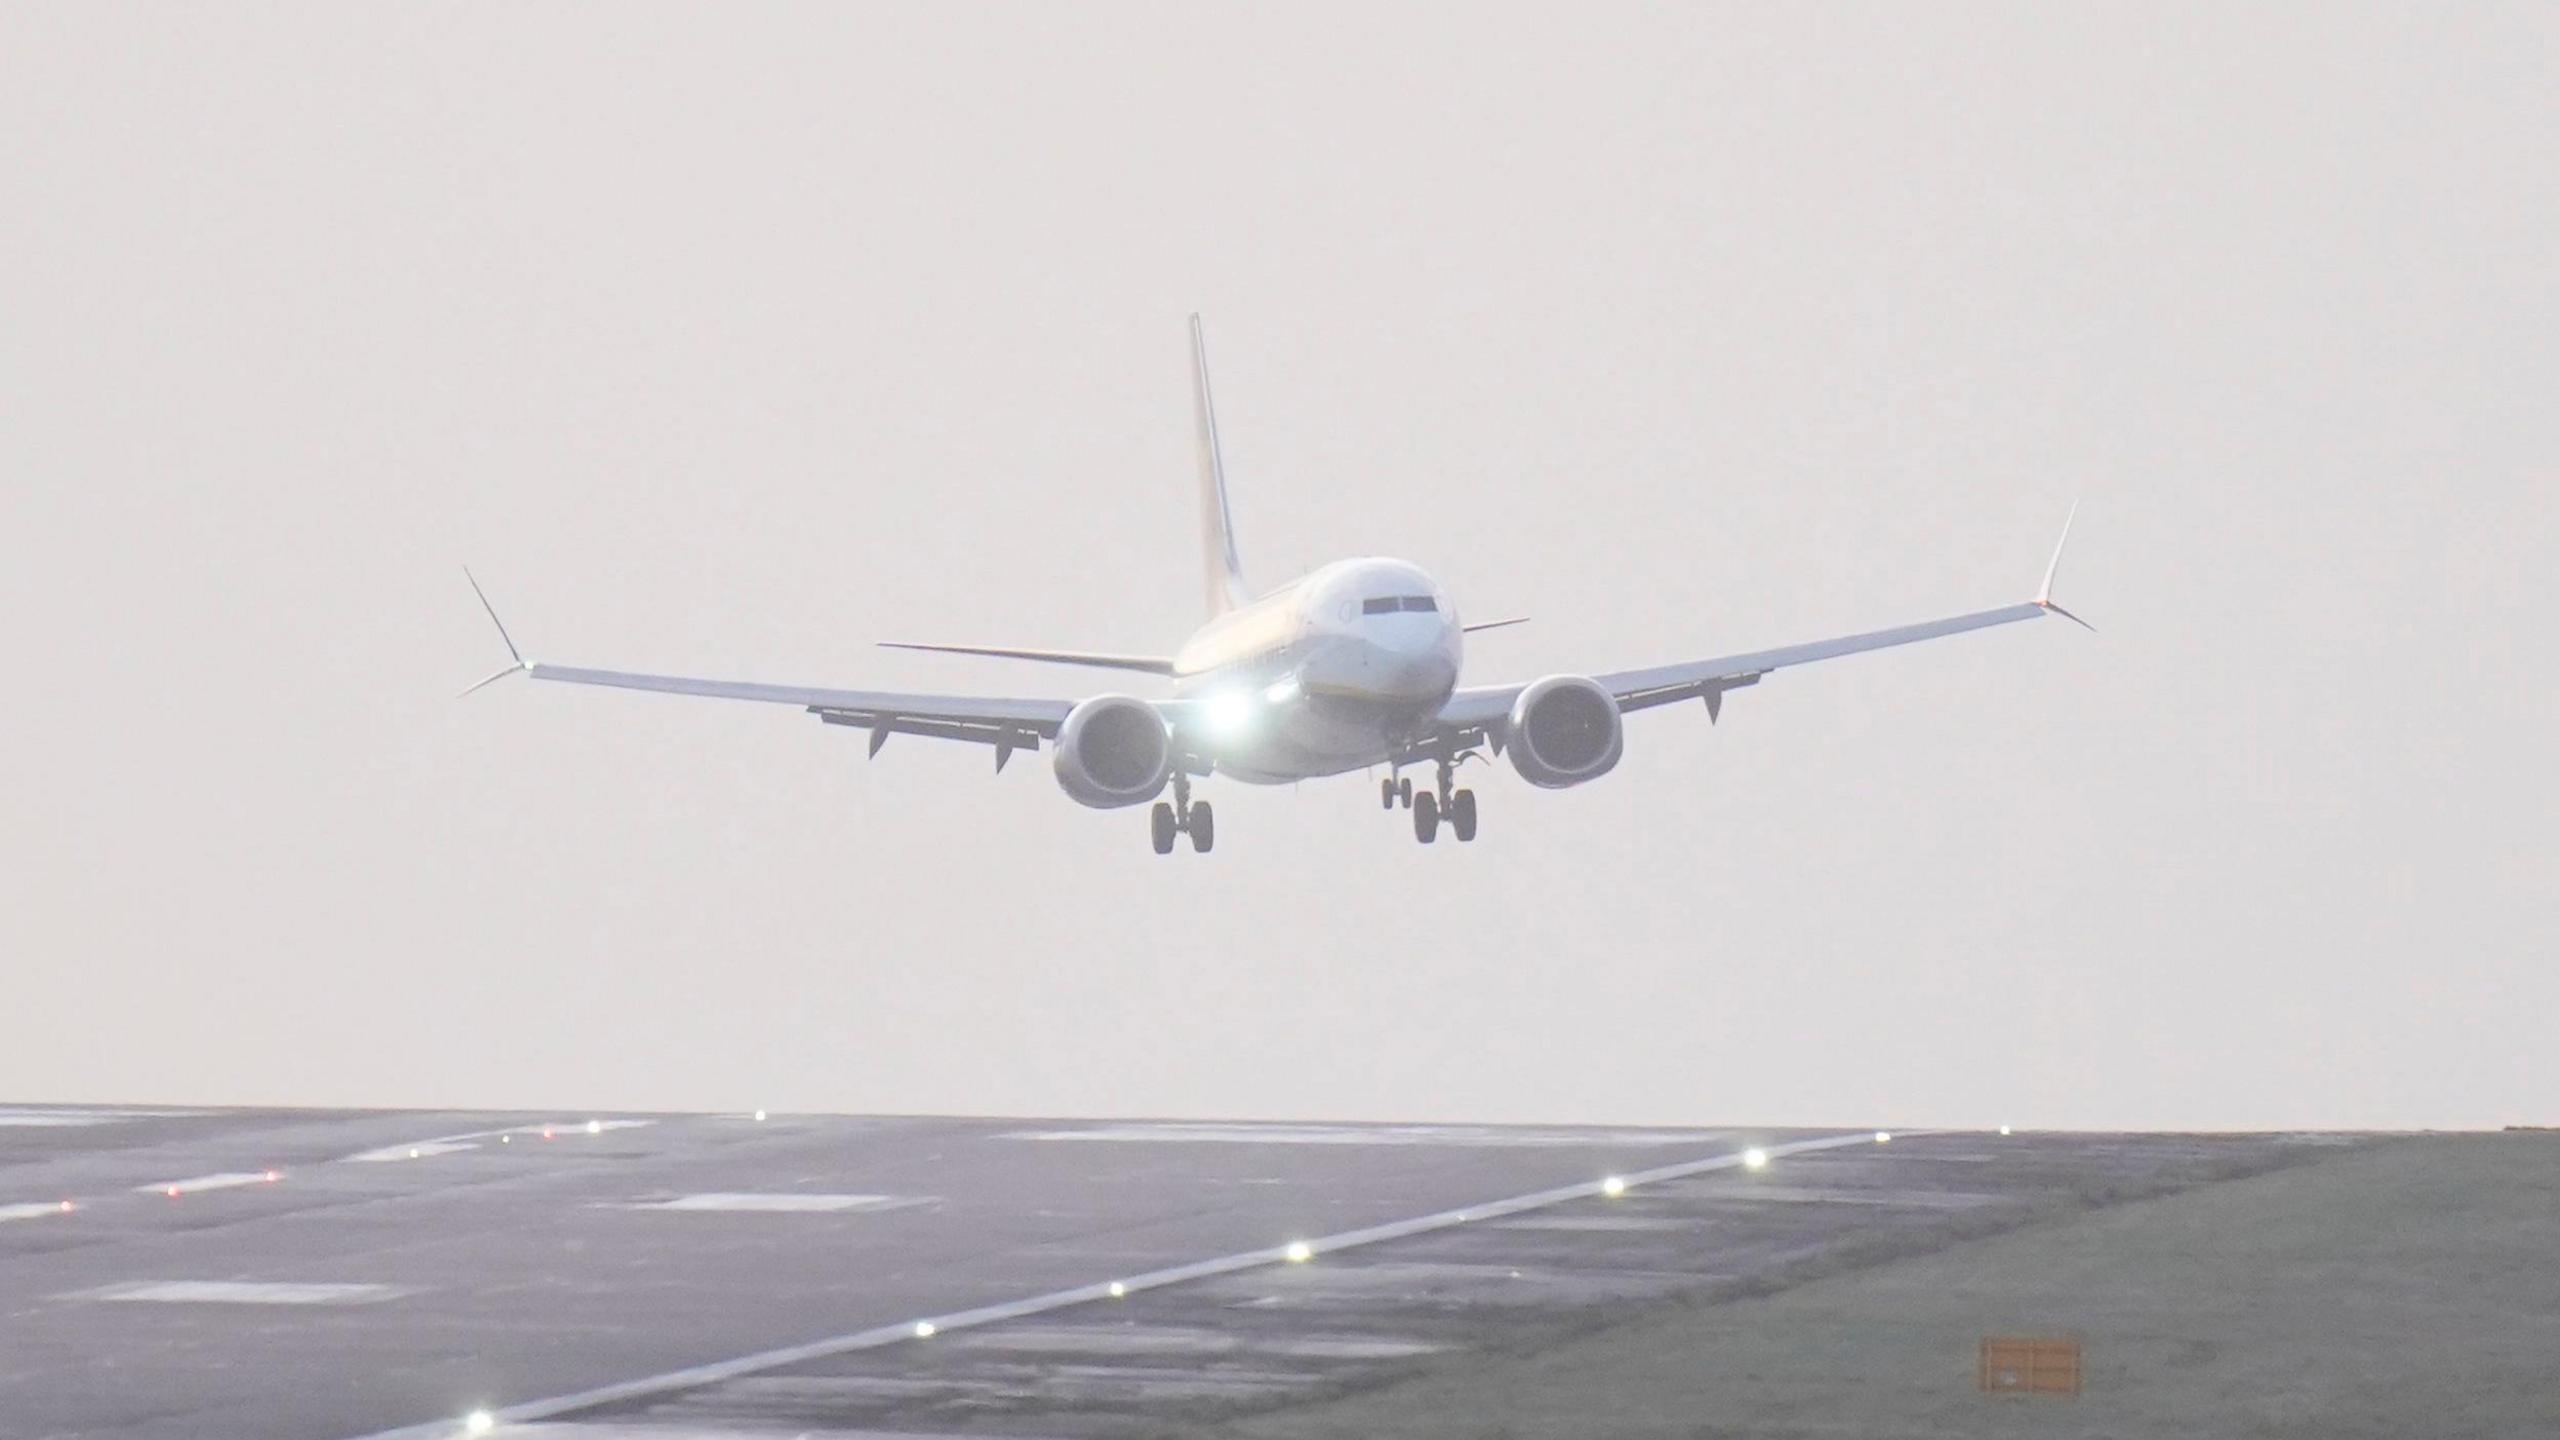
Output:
[1190,314,1251,616]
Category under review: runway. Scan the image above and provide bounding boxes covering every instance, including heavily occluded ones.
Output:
[0,1107,2353,1439]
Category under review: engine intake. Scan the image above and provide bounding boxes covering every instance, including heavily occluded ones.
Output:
[1052,695,1173,809]
[1504,675,1624,789]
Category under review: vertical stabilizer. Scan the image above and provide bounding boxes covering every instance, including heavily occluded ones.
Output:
[1190,314,1252,616]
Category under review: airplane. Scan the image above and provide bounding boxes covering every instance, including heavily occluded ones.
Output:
[464,315,2087,855]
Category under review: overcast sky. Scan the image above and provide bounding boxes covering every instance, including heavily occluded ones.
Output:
[2,4,2549,1130]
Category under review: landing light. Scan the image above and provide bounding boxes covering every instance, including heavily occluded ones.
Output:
[1600,1175,1627,1198]
[584,1119,603,1136]
[1107,1281,1127,1298]
[1261,675,1300,705]
[913,1321,937,1338]
[1874,1131,1892,1144]
[462,1410,495,1436]
[1742,1147,1770,1171]
[753,1109,768,1122]
[1999,1125,2013,1136]
[1284,1240,1314,1263]
[1201,690,1256,737]
[58,1200,74,1213]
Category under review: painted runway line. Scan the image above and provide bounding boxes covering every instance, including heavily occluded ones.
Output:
[345,1129,1901,1440]
[77,1281,416,1306]
[1004,1122,1720,1147]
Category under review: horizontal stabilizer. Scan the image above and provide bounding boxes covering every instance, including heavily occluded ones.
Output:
[878,641,1176,676]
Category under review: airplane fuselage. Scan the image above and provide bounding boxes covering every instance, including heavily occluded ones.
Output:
[1167,557,1461,783]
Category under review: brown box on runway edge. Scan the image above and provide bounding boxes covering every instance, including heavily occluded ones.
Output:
[1979,1335,2083,1396]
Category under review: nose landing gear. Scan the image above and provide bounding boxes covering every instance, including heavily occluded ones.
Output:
[1151,772,1214,855]
[1405,755,1478,844]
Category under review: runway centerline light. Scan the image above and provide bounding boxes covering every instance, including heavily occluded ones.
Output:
[462,1410,495,1436]
[1600,1175,1627,1198]
[913,1321,937,1338]
[1742,1147,1770,1171]
[1284,1240,1314,1264]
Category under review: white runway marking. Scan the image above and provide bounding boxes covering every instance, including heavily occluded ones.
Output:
[1005,1122,1720,1148]
[342,1130,1900,1440]
[613,1193,914,1213]
[134,1172,275,1197]
[341,1120,655,1163]
[0,1107,210,1128]
[78,1281,414,1306]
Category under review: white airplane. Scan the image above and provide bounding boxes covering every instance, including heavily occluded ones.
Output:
[466,316,2086,854]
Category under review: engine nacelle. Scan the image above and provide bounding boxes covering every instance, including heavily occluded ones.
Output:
[1052,695,1174,809]
[1504,675,1624,789]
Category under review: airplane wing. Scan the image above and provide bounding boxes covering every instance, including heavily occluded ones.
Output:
[460,574,1081,770]
[1417,509,2087,752]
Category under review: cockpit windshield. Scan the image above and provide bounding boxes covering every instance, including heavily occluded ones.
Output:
[1362,595,1438,615]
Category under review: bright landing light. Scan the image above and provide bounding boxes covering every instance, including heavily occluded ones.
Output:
[462,1410,495,1436]
[1284,1241,1314,1263]
[1742,1147,1770,1171]
[1108,1281,1127,1298]
[912,1321,937,1338]
[1874,1131,1892,1144]
[1201,690,1257,737]
[1600,1175,1627,1198]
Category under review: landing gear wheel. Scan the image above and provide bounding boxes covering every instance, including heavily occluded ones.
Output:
[1381,777,1398,811]
[1189,801,1215,854]
[1150,802,1177,855]
[1413,790,1440,844]
[1398,776,1415,807]
[1450,788,1477,842]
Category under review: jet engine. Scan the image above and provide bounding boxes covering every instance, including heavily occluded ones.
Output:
[1052,695,1174,809]
[1503,676,1624,788]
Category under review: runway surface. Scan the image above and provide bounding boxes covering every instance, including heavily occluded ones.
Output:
[0,1107,2354,1440]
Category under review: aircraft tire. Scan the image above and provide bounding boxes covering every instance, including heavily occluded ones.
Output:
[1190,801,1215,853]
[1151,802,1177,855]
[1451,789,1477,842]
[1413,790,1439,844]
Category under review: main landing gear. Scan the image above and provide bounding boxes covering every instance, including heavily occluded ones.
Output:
[1150,772,1214,855]
[1393,757,1477,845]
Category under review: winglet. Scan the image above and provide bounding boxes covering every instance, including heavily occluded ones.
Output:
[2033,503,2095,632]
[459,568,534,696]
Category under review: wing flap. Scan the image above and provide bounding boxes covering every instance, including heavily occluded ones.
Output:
[875,641,1174,675]
[526,663,1076,737]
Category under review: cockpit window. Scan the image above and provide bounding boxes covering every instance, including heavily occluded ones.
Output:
[1361,597,1400,614]
[1400,596,1437,612]
[1363,595,1438,615]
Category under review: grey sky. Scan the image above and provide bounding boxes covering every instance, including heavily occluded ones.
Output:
[2,4,2549,1129]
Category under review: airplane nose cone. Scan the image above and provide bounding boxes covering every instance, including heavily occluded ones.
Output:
[1382,652,1457,700]
[1300,642,1455,708]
